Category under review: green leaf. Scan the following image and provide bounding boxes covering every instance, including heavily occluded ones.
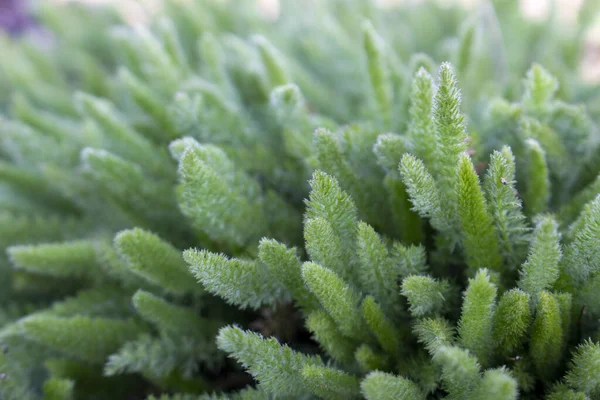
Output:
[455,20,476,75]
[132,290,218,337]
[563,195,600,285]
[362,21,392,128]
[302,364,361,400]
[258,239,317,310]
[306,310,356,365]
[21,315,145,363]
[469,368,518,400]
[406,68,436,170]
[105,332,220,379]
[433,346,481,399]
[253,35,289,89]
[399,154,449,233]
[355,344,389,373]
[176,143,267,248]
[484,146,530,267]
[184,249,282,310]
[457,154,503,275]
[458,269,497,366]
[198,32,232,94]
[493,289,532,356]
[115,228,200,295]
[374,133,408,173]
[302,262,367,342]
[356,222,401,312]
[118,68,177,140]
[518,216,562,299]
[361,296,400,355]
[216,326,323,397]
[546,383,589,400]
[523,64,558,114]
[42,378,74,400]
[81,148,179,231]
[304,218,346,282]
[361,371,425,400]
[566,340,600,397]
[8,240,98,279]
[413,317,455,356]
[401,275,452,318]
[75,92,170,176]
[305,171,358,285]
[523,138,550,216]
[391,242,428,277]
[431,62,467,231]
[530,291,563,378]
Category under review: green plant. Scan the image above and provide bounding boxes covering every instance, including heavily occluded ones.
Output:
[1,0,600,399]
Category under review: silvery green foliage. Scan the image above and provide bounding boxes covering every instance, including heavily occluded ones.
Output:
[0,0,599,399]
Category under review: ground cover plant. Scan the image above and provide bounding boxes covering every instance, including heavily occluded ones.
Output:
[1,0,600,399]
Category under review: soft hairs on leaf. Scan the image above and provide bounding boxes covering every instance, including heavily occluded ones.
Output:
[565,340,600,397]
[21,315,146,363]
[302,262,368,342]
[184,249,284,310]
[457,269,497,367]
[457,154,503,275]
[517,216,561,298]
[115,228,201,295]
[216,326,323,397]
[361,371,425,400]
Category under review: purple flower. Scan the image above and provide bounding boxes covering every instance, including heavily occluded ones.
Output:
[0,0,36,36]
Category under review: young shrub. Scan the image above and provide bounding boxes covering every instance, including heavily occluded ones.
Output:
[0,0,600,399]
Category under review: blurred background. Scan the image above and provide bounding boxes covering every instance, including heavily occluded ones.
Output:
[41,0,595,24]
[2,0,600,82]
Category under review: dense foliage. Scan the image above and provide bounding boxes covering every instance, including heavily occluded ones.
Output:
[1,0,600,399]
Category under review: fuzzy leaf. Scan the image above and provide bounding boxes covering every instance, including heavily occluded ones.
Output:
[433,346,481,399]
[132,290,218,337]
[306,310,355,365]
[361,296,400,355]
[361,371,425,400]
[469,368,518,400]
[302,262,367,342]
[431,62,467,231]
[457,154,503,274]
[413,317,456,356]
[363,21,392,127]
[21,315,145,363]
[407,68,436,169]
[216,326,323,397]
[493,289,532,355]
[484,146,530,267]
[356,222,400,311]
[523,64,558,114]
[458,269,497,366]
[305,171,358,284]
[42,378,74,400]
[401,275,452,318]
[253,35,289,88]
[355,344,389,373]
[530,291,563,378]
[185,249,282,310]
[302,364,361,400]
[518,216,562,298]
[566,340,600,397]
[258,239,317,310]
[115,228,200,295]
[523,138,550,216]
[8,240,98,278]
[399,154,449,233]
[563,195,600,284]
